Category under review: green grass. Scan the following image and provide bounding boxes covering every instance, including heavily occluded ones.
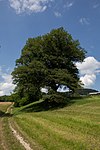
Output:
[0,102,24,150]
[13,96,100,150]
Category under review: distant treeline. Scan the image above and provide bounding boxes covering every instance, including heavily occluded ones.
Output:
[0,88,98,103]
[0,95,14,102]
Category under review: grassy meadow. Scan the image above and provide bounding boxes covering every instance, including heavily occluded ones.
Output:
[12,96,100,150]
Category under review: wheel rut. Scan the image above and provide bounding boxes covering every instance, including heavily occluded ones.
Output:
[7,103,33,150]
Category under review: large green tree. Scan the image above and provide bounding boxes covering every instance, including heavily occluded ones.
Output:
[12,27,86,106]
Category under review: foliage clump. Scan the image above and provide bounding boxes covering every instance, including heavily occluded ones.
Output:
[12,27,86,106]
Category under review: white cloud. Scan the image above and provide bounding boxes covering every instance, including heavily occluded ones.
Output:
[57,85,70,92]
[40,87,48,94]
[54,11,62,17]
[80,74,96,88]
[93,4,99,8]
[0,68,15,96]
[52,1,74,17]
[76,57,100,88]
[64,1,74,9]
[9,0,54,14]
[76,57,100,75]
[93,3,100,9]
[79,17,90,25]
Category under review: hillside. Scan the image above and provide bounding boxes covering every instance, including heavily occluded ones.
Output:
[12,96,100,150]
[76,88,98,95]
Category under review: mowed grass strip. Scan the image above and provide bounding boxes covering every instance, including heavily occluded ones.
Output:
[13,96,100,150]
[0,102,12,150]
[0,102,24,150]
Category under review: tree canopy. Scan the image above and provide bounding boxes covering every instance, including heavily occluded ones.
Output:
[12,27,86,106]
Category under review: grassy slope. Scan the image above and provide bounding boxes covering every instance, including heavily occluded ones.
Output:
[0,102,24,150]
[13,96,100,150]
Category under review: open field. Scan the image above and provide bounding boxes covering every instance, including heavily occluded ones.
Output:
[0,96,100,150]
[0,102,12,114]
[12,96,100,150]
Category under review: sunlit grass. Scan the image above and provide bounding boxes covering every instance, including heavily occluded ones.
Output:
[13,96,100,150]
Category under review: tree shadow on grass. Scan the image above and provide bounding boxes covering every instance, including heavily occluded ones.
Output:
[20,99,75,113]
[17,95,87,113]
[0,110,13,118]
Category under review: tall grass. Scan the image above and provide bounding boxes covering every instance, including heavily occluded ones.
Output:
[13,96,100,150]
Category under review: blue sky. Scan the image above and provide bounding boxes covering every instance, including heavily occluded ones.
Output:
[0,0,100,95]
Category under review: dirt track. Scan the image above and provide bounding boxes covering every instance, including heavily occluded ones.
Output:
[0,102,11,150]
[0,102,33,150]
